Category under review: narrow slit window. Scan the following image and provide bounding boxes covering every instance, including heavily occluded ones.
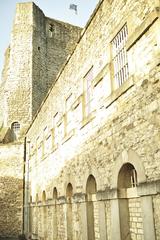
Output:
[49,24,54,37]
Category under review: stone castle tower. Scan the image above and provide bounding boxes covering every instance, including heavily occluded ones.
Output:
[0,2,81,137]
[0,2,81,239]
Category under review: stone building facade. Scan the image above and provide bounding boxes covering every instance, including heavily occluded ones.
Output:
[0,0,160,240]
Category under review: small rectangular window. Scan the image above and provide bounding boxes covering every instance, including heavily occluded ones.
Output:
[112,24,129,88]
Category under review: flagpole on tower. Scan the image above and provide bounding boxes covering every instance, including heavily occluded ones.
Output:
[69,3,78,14]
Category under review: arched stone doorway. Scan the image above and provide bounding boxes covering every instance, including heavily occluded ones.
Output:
[42,190,47,239]
[66,183,73,240]
[86,174,97,240]
[111,150,155,240]
[53,187,58,240]
[118,163,140,240]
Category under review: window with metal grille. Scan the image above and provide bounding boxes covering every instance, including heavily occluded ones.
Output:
[84,67,93,117]
[11,122,20,140]
[49,24,54,37]
[112,24,129,88]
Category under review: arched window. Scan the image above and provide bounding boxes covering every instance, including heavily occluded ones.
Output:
[118,163,138,189]
[66,183,73,240]
[11,122,20,140]
[86,175,97,240]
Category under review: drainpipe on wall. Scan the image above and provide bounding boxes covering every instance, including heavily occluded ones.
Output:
[23,137,30,237]
[22,137,26,234]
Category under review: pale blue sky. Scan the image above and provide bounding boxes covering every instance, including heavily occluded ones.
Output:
[0,0,99,76]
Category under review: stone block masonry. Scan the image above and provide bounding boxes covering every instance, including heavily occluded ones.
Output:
[1,0,160,239]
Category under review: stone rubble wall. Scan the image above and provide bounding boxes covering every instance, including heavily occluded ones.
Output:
[0,143,24,239]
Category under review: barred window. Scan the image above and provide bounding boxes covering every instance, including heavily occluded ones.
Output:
[49,24,54,37]
[11,122,20,140]
[112,24,129,88]
[84,67,93,117]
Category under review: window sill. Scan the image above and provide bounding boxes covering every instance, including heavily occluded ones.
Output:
[104,76,134,109]
[126,9,159,51]
[51,143,58,153]
[62,129,75,144]
[81,111,96,129]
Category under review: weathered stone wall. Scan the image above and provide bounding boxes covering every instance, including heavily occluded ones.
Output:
[27,0,159,192]
[26,0,160,239]
[32,5,82,117]
[0,143,24,239]
[0,2,81,135]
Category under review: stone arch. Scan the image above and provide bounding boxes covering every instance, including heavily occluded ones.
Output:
[42,190,47,238]
[53,187,58,240]
[118,162,138,189]
[86,174,97,194]
[82,167,101,193]
[66,183,73,199]
[53,187,58,200]
[35,193,39,236]
[66,183,73,240]
[111,149,146,189]
[86,174,97,240]
[36,193,39,203]
[42,190,46,203]
[63,174,76,197]
[111,150,146,240]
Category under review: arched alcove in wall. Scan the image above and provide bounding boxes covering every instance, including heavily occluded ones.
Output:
[53,187,58,240]
[42,191,47,238]
[53,187,58,200]
[66,183,73,240]
[36,193,39,203]
[111,149,146,189]
[42,190,46,203]
[111,150,146,240]
[86,174,97,240]
[35,193,39,236]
